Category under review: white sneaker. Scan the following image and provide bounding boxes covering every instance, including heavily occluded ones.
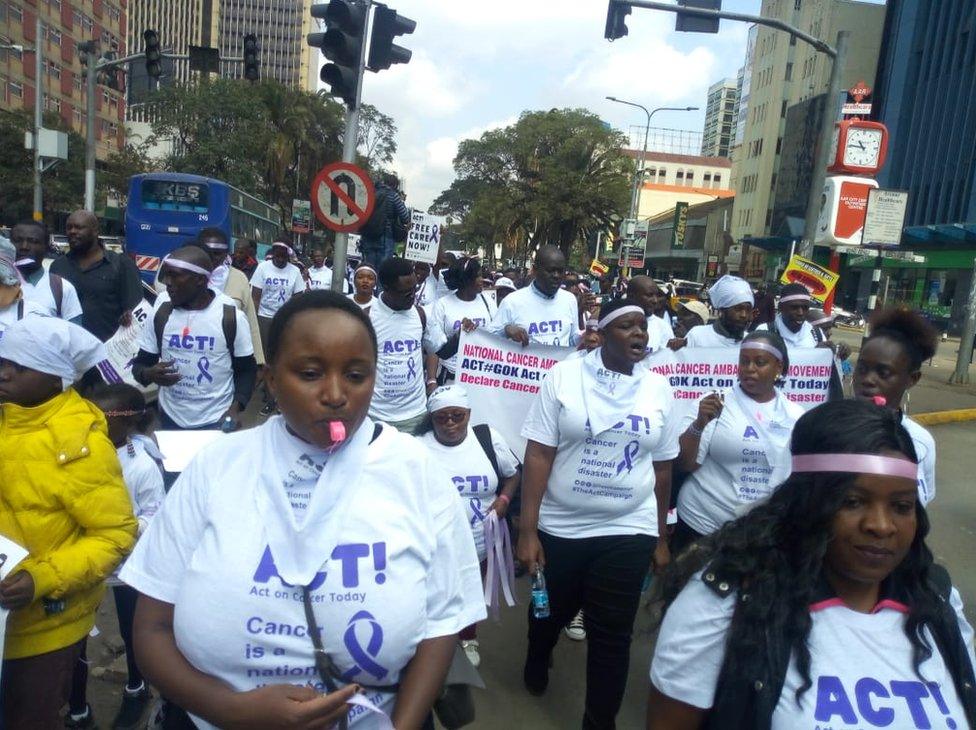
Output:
[564,610,586,641]
[461,639,481,668]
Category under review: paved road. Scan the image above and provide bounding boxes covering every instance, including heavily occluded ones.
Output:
[84,419,976,729]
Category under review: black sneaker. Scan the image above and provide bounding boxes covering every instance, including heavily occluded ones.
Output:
[523,655,550,696]
[64,704,94,728]
[112,684,152,730]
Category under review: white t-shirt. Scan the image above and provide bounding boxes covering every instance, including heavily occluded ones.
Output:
[120,418,485,730]
[368,296,427,423]
[757,315,819,348]
[521,357,679,539]
[417,272,448,308]
[902,415,937,505]
[349,293,374,310]
[21,270,83,321]
[309,265,351,294]
[677,389,804,536]
[685,323,740,348]
[488,284,580,347]
[647,314,675,354]
[651,571,975,728]
[250,261,305,318]
[0,297,47,339]
[108,435,166,587]
[138,295,254,428]
[272,418,330,520]
[419,426,519,560]
[427,293,497,373]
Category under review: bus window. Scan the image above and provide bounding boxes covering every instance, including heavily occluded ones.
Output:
[142,180,209,213]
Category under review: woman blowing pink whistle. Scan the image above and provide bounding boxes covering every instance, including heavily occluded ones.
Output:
[121,290,485,730]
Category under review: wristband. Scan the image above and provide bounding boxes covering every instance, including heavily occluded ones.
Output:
[497,494,511,506]
[687,422,704,437]
[426,378,437,385]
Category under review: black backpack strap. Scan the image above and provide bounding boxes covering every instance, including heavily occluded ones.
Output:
[222,303,237,360]
[16,299,24,320]
[371,422,383,443]
[153,301,175,353]
[415,303,427,333]
[473,423,503,485]
[49,273,64,317]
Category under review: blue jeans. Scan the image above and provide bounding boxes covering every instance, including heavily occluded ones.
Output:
[360,235,397,274]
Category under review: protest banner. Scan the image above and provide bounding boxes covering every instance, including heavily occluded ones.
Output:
[103,299,155,395]
[404,210,443,264]
[645,347,833,421]
[780,254,840,303]
[0,534,28,683]
[457,329,574,456]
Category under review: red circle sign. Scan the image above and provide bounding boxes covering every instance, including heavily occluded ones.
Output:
[311,162,376,233]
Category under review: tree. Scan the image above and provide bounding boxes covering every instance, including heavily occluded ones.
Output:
[100,142,158,206]
[433,108,632,260]
[358,104,397,171]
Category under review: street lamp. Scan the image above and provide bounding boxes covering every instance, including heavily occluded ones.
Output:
[606,96,698,222]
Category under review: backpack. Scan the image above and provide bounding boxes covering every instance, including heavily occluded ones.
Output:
[392,206,411,243]
[49,273,64,318]
[358,187,391,240]
[472,423,522,495]
[154,301,237,359]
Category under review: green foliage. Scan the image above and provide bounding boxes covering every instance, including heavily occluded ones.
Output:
[0,109,86,224]
[432,108,632,260]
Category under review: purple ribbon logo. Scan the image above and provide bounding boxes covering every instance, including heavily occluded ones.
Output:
[196,356,213,384]
[615,440,640,475]
[406,358,417,380]
[340,610,388,681]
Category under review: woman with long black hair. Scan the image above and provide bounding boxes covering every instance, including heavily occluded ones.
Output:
[647,399,976,729]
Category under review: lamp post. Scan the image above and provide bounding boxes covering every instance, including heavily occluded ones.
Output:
[606,97,698,222]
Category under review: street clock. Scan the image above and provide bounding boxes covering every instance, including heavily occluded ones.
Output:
[828,119,889,175]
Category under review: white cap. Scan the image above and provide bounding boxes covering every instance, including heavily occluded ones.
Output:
[495,277,516,291]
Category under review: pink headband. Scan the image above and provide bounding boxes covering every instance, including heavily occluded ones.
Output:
[791,454,918,481]
[780,293,811,304]
[598,305,645,330]
[741,340,784,361]
[161,257,211,277]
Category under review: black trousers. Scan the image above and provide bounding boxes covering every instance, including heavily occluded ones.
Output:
[526,531,655,730]
[669,518,704,557]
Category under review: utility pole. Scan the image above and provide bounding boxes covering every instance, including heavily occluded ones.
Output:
[331,8,371,295]
[949,257,976,385]
[84,42,98,212]
[33,16,43,221]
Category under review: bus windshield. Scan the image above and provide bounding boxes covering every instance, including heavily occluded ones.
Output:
[142,180,209,213]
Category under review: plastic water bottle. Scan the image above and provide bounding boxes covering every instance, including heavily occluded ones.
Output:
[531,568,550,619]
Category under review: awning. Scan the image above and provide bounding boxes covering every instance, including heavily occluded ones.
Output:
[902,222,976,250]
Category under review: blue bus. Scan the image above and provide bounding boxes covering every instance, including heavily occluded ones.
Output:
[125,173,281,284]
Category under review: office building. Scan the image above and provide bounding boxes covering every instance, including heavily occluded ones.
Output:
[218,0,316,90]
[625,149,734,221]
[0,0,127,160]
[841,0,976,330]
[700,78,738,158]
[730,0,885,275]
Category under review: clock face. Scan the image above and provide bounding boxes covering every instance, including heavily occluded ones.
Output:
[843,127,883,168]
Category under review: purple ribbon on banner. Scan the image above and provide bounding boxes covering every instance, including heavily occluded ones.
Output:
[615,439,639,476]
[196,356,213,384]
[340,610,388,682]
[483,511,517,621]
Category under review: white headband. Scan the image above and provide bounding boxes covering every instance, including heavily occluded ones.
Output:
[272,242,293,254]
[161,257,211,277]
[355,265,377,276]
[203,240,229,250]
[810,314,834,326]
[741,340,784,361]
[427,385,470,413]
[598,305,645,330]
[779,293,811,304]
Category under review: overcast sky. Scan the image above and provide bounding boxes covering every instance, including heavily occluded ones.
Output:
[316,0,885,210]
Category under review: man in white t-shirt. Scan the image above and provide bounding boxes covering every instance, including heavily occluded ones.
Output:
[11,220,83,323]
[628,275,676,354]
[369,257,437,435]
[132,246,256,431]
[488,246,583,347]
[679,274,754,349]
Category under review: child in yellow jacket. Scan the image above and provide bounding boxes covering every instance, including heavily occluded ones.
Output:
[0,316,136,730]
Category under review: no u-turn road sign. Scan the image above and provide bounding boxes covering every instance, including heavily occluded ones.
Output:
[311,162,376,233]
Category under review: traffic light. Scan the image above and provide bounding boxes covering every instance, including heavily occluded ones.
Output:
[98,51,123,90]
[307,1,367,108]
[367,4,415,72]
[144,29,162,79]
[78,40,95,71]
[604,0,631,41]
[243,34,259,81]
[675,0,721,34]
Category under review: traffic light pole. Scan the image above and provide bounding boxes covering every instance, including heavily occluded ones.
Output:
[611,0,842,259]
[331,5,371,295]
[33,16,44,221]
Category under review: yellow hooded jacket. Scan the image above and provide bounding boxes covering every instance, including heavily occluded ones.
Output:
[0,388,137,659]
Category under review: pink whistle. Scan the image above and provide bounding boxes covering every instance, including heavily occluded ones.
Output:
[872,395,887,407]
[329,420,347,444]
